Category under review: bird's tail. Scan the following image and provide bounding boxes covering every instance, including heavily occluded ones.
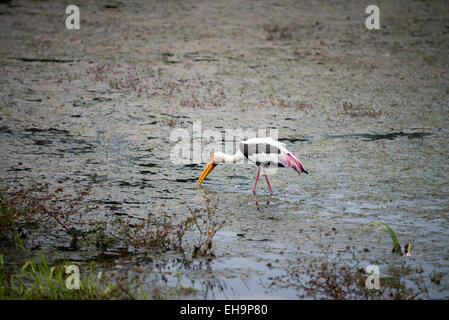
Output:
[279,151,308,175]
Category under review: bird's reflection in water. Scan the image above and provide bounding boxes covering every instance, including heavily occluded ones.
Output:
[255,201,270,212]
[255,196,271,211]
[197,185,274,212]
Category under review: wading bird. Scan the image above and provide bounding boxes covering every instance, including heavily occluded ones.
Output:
[196,137,308,195]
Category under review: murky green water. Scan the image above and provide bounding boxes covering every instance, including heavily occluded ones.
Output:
[0,0,448,298]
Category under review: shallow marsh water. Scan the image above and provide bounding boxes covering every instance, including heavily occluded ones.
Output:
[0,0,448,298]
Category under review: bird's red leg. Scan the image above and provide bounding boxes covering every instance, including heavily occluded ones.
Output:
[252,166,261,194]
[263,168,273,195]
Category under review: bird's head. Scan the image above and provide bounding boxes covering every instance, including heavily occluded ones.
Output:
[196,154,218,185]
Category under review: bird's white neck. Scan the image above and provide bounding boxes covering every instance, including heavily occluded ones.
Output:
[213,151,245,164]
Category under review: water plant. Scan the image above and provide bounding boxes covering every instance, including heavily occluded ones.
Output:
[0,187,24,249]
[0,254,133,299]
[361,221,402,254]
[0,181,225,299]
[189,204,225,258]
[263,24,293,41]
[0,183,90,250]
[1,181,225,259]
[337,101,382,119]
[269,255,429,299]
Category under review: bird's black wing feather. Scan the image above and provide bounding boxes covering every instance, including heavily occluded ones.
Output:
[239,142,282,166]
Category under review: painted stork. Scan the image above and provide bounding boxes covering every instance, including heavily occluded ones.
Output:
[196,137,308,195]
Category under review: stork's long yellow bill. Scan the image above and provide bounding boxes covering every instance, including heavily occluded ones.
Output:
[196,160,216,185]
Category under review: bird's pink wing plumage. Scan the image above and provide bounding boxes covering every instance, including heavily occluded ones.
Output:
[278,150,308,175]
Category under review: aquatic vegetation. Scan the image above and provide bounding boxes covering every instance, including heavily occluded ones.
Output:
[108,203,224,257]
[263,24,293,41]
[179,87,226,109]
[361,221,402,254]
[337,101,382,119]
[269,256,429,300]
[149,269,197,300]
[109,77,142,92]
[160,118,179,128]
[189,198,226,257]
[0,188,24,249]
[0,183,90,250]
[0,182,225,259]
[180,92,204,108]
[0,254,132,299]
[277,99,315,115]
[111,211,192,253]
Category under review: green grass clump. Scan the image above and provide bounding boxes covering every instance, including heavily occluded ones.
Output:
[0,254,130,300]
[0,188,24,249]
[361,221,402,254]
